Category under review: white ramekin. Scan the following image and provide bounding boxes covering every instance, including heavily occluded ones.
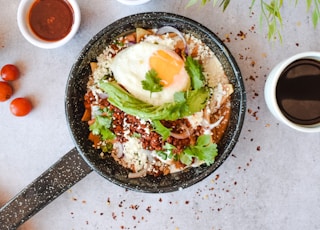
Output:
[17,0,81,49]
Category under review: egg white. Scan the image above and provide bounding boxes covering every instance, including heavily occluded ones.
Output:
[110,42,190,106]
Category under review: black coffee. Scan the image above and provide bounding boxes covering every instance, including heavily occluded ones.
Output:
[276,58,320,125]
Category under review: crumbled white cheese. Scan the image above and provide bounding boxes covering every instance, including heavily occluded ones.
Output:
[213,83,225,109]
[122,137,147,172]
[143,34,176,50]
[187,111,204,129]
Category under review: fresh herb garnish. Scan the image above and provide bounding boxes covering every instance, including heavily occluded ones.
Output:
[89,107,115,141]
[156,143,177,160]
[142,69,163,94]
[180,134,218,166]
[185,56,205,90]
[152,120,171,140]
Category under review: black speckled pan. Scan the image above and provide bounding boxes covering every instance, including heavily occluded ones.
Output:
[0,12,246,229]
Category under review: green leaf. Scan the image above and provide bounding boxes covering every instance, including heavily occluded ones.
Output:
[152,120,171,140]
[186,0,199,7]
[156,143,176,160]
[307,0,312,10]
[141,69,163,94]
[185,56,205,90]
[89,108,115,140]
[180,134,218,166]
[312,8,319,27]
[220,0,230,11]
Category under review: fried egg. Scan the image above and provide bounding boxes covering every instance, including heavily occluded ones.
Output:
[110,42,190,106]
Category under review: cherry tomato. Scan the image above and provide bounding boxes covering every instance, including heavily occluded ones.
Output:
[0,81,13,102]
[10,97,32,116]
[1,64,20,81]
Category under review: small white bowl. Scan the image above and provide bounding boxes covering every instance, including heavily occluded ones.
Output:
[264,51,320,133]
[17,0,81,49]
[116,0,151,5]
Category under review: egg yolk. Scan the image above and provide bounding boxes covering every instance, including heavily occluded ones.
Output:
[149,50,184,86]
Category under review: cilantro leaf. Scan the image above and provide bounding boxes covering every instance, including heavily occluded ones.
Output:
[89,108,115,141]
[152,120,171,140]
[156,143,177,160]
[141,69,163,93]
[185,56,205,90]
[180,134,218,166]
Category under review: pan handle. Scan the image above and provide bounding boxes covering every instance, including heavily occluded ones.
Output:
[0,147,93,229]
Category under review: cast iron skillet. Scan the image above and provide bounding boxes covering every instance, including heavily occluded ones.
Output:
[0,12,246,229]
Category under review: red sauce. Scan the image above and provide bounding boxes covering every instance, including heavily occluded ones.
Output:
[28,0,74,41]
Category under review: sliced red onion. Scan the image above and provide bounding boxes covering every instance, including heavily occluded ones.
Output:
[156,26,188,55]
[128,168,147,178]
[204,116,224,130]
[170,131,190,139]
[127,41,136,46]
[98,92,108,99]
[113,142,124,158]
[170,124,191,139]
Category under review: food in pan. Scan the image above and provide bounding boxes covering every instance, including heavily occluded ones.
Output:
[82,27,233,178]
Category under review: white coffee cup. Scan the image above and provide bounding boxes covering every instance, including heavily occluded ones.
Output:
[264,51,320,132]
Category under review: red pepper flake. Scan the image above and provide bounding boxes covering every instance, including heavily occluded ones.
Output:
[132,215,136,220]
[106,197,111,205]
[159,198,162,202]
[112,212,117,220]
[185,200,190,205]
[215,174,220,181]
[237,30,247,39]
[130,204,139,210]
[257,146,261,151]
[146,206,151,213]
[249,75,256,81]
[223,33,231,43]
